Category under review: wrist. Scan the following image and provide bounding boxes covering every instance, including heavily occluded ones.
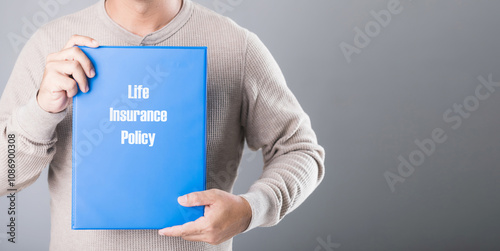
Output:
[15,93,68,141]
[36,89,68,114]
[238,195,252,233]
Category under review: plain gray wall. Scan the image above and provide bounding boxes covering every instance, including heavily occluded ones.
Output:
[2,0,500,250]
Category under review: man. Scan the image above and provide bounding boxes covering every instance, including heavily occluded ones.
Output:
[0,0,325,250]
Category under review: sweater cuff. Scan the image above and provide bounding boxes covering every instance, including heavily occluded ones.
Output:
[14,93,68,142]
[239,185,278,233]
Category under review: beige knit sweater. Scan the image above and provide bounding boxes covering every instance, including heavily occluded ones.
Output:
[0,0,325,250]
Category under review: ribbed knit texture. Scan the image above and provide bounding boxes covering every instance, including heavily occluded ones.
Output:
[0,1,325,250]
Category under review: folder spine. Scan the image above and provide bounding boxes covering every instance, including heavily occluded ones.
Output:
[202,47,208,192]
[71,98,78,229]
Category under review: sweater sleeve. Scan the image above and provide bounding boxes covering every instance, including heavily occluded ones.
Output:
[238,32,325,232]
[0,29,67,196]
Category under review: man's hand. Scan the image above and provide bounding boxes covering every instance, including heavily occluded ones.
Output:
[158,189,252,245]
[37,35,99,113]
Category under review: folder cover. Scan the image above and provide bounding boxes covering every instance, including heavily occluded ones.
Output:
[72,46,207,230]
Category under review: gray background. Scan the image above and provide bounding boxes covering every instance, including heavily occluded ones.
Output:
[1,0,500,250]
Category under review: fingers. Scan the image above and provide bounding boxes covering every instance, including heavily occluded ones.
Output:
[161,224,223,245]
[159,219,204,237]
[59,61,89,93]
[47,61,89,93]
[47,47,95,78]
[179,190,217,207]
[48,73,78,98]
[159,189,244,245]
[37,35,98,113]
[181,234,206,243]
[64,34,99,49]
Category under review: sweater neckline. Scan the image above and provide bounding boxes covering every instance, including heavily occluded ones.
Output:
[96,0,193,46]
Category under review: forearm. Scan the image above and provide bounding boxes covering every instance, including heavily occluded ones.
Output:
[240,140,325,231]
[0,94,66,196]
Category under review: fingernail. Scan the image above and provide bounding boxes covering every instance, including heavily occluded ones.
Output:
[158,231,163,236]
[85,86,89,93]
[178,195,187,204]
[90,69,95,78]
[92,40,99,46]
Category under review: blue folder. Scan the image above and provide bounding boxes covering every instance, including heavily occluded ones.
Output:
[72,46,207,230]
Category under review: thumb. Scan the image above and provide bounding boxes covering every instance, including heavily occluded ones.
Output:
[178,190,215,207]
